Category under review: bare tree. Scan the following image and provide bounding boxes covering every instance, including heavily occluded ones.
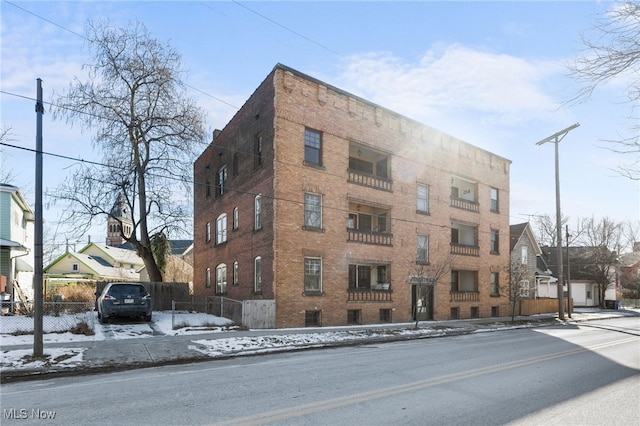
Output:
[575,217,623,307]
[505,259,535,322]
[409,253,455,329]
[0,127,16,184]
[531,213,579,246]
[567,1,640,179]
[52,20,206,282]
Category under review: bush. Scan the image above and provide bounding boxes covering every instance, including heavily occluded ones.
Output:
[48,283,96,303]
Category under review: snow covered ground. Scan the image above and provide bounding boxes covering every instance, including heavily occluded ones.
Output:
[2,308,636,372]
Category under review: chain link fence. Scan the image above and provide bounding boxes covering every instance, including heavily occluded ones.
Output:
[0,301,95,335]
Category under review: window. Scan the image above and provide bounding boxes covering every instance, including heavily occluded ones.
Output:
[254,134,262,169]
[450,307,460,319]
[490,272,499,296]
[305,310,321,327]
[216,214,227,244]
[216,264,227,294]
[304,258,322,292]
[304,128,322,165]
[233,207,239,230]
[349,265,371,289]
[206,179,211,197]
[72,263,79,272]
[205,222,211,242]
[254,256,262,293]
[417,235,429,263]
[304,193,322,229]
[451,228,459,244]
[379,309,392,323]
[417,184,429,213]
[521,246,528,264]
[347,310,361,325]
[491,306,499,317]
[490,188,499,212]
[490,230,499,253]
[233,261,239,286]
[471,306,479,318]
[255,195,262,230]
[205,267,211,288]
[217,165,228,196]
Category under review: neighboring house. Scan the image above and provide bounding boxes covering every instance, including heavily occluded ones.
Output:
[136,240,194,287]
[44,242,143,294]
[193,64,512,328]
[0,183,35,302]
[542,246,618,307]
[509,223,554,299]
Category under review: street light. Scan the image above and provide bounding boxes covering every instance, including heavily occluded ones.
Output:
[535,122,580,320]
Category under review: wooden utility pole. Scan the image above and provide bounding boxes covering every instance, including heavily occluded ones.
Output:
[34,78,44,357]
[535,123,580,320]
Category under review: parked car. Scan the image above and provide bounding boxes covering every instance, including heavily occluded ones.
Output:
[96,282,152,323]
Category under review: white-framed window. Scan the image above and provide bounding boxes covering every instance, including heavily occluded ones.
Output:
[254,195,262,230]
[254,256,262,292]
[521,245,528,264]
[304,128,322,165]
[304,257,322,292]
[217,165,228,196]
[233,261,239,286]
[216,213,227,244]
[304,193,322,229]
[216,263,227,294]
[205,267,211,288]
[233,207,239,230]
[490,187,499,212]
[72,263,79,272]
[417,184,429,213]
[205,222,211,242]
[417,235,429,263]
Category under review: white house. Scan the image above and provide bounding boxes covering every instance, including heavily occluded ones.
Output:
[0,183,35,303]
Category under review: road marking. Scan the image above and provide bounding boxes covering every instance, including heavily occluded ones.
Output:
[212,336,639,425]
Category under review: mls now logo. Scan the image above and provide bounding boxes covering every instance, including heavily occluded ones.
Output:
[4,409,56,420]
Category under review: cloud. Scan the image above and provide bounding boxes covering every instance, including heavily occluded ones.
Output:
[336,44,562,126]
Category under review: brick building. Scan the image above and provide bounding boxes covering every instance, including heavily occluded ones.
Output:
[194,64,512,328]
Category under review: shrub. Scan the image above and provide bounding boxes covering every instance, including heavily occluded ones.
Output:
[48,283,96,302]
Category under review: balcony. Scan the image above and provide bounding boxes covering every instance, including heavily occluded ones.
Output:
[347,289,393,302]
[450,243,479,256]
[450,291,480,302]
[450,196,479,212]
[348,169,393,192]
[348,144,392,192]
[348,229,393,246]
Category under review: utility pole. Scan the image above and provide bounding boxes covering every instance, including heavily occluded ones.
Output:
[34,78,44,357]
[566,224,572,318]
[535,123,579,321]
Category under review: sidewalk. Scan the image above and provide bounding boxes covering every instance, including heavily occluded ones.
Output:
[2,308,638,383]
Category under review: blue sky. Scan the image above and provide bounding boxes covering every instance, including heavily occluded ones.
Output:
[1,1,639,248]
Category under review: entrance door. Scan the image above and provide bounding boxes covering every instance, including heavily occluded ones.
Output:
[412,285,434,321]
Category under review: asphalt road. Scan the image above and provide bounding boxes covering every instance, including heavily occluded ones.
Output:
[2,317,639,425]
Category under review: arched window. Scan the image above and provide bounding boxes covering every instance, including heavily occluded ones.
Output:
[216,264,227,294]
[254,195,262,230]
[254,256,262,293]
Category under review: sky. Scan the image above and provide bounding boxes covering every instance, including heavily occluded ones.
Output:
[2,1,639,253]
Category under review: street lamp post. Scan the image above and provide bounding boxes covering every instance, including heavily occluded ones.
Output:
[535,123,579,321]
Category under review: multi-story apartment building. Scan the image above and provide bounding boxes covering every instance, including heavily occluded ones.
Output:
[194,64,511,328]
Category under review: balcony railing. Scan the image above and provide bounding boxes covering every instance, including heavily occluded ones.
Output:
[450,197,479,212]
[348,289,393,302]
[450,243,479,256]
[348,169,393,192]
[348,229,393,246]
[450,291,480,302]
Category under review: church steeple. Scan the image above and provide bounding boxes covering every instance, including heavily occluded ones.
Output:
[106,193,133,247]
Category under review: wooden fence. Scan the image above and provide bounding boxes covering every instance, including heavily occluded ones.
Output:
[96,281,190,311]
[519,298,573,316]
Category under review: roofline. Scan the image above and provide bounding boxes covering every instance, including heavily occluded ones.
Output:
[273,63,512,165]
